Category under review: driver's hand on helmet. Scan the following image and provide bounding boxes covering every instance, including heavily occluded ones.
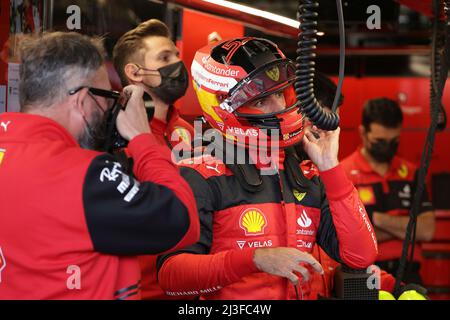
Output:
[302,125,340,171]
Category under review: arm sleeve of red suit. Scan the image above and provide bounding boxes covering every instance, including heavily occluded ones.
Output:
[127,133,199,252]
[158,249,259,296]
[316,164,378,269]
[380,269,396,293]
[82,133,199,255]
[156,166,259,296]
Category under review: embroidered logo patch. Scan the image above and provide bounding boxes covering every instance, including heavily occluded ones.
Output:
[239,208,267,236]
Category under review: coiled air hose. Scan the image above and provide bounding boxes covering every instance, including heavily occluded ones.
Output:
[295,0,344,131]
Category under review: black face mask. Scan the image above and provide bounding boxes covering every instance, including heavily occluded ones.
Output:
[79,107,109,150]
[79,100,128,152]
[140,61,189,105]
[367,138,399,163]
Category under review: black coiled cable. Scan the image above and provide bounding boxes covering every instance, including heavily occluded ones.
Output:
[295,0,343,131]
[394,0,449,295]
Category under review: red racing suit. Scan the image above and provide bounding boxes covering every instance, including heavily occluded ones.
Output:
[0,112,199,299]
[157,145,378,300]
[149,107,194,150]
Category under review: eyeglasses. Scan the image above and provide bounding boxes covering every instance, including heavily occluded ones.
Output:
[69,86,121,111]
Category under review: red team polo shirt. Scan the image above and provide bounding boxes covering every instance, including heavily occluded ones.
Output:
[341,148,433,263]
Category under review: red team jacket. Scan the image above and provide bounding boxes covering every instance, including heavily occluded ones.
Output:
[138,109,195,300]
[341,148,433,263]
[157,145,379,300]
[0,112,199,299]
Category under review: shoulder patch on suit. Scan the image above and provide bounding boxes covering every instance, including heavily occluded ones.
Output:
[299,160,319,179]
[178,154,230,178]
[396,159,416,180]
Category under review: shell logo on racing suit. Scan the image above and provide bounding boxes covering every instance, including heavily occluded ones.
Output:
[358,186,376,205]
[239,208,267,236]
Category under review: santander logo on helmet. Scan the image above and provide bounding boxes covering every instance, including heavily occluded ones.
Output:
[191,37,304,150]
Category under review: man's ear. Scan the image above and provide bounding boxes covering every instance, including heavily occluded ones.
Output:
[359,124,366,140]
[124,63,142,83]
[70,88,89,117]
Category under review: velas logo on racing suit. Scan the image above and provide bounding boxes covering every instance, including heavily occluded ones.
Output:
[358,186,376,205]
[236,239,273,249]
[297,210,312,228]
[0,247,6,283]
[293,189,306,202]
[239,208,267,236]
[398,163,408,179]
[265,66,280,82]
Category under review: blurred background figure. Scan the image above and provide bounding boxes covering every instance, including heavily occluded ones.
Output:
[341,98,435,284]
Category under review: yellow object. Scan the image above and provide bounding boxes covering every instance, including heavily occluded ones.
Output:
[379,290,396,300]
[398,290,427,300]
[398,163,408,178]
[293,189,307,202]
[0,149,5,165]
[240,209,267,235]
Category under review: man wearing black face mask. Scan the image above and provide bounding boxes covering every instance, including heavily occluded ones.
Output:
[113,19,195,300]
[341,97,435,284]
[113,19,193,153]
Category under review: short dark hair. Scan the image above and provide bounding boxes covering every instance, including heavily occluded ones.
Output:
[113,19,170,87]
[362,97,403,131]
[19,32,105,111]
[314,71,344,109]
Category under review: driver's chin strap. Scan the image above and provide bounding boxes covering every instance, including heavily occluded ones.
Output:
[284,146,312,193]
[211,139,311,194]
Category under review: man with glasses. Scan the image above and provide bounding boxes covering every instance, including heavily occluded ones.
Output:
[0,32,199,299]
[341,97,435,284]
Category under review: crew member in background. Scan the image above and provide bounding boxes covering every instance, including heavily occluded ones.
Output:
[306,76,398,298]
[156,37,378,300]
[112,19,197,300]
[341,97,435,284]
[113,19,193,152]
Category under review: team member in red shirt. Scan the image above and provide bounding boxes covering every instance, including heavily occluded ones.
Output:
[156,37,378,300]
[341,97,435,284]
[113,19,193,151]
[305,77,397,298]
[113,19,196,299]
[0,32,199,299]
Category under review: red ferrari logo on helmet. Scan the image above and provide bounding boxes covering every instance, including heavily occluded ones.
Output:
[0,247,6,283]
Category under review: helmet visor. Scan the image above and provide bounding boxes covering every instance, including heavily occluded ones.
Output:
[221,59,296,113]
